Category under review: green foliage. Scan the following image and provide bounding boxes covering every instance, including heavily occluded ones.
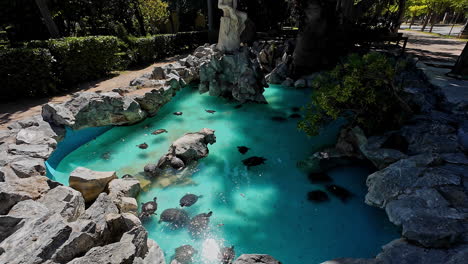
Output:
[0,48,57,100]
[139,0,170,34]
[127,31,207,65]
[298,52,407,136]
[28,36,124,85]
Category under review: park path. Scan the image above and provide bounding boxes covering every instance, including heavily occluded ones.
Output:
[0,59,178,130]
[400,29,466,63]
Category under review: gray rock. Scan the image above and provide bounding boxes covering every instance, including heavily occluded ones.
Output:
[42,92,147,130]
[8,144,53,159]
[15,125,58,147]
[233,254,281,264]
[199,47,268,103]
[365,154,441,208]
[133,87,174,116]
[69,167,117,202]
[8,199,51,220]
[458,121,468,150]
[9,158,46,178]
[376,239,452,264]
[0,216,24,243]
[134,239,165,264]
[157,128,216,170]
[152,67,166,80]
[0,129,11,143]
[0,167,4,182]
[321,259,379,264]
[0,213,72,264]
[0,176,50,214]
[144,164,162,178]
[294,79,306,88]
[79,193,119,235]
[38,186,85,222]
[281,78,294,87]
[108,178,141,199]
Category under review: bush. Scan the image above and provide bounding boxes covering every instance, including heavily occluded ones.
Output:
[298,52,410,136]
[42,36,123,85]
[0,48,57,100]
[127,31,208,65]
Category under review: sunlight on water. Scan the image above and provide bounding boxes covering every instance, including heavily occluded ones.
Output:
[51,85,399,264]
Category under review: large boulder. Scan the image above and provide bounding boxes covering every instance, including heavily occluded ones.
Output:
[134,239,166,264]
[157,128,216,170]
[38,186,86,222]
[9,157,47,178]
[0,176,51,214]
[199,47,268,103]
[108,178,141,199]
[0,213,72,264]
[69,167,117,202]
[132,86,175,116]
[8,144,53,159]
[233,254,281,264]
[42,92,147,130]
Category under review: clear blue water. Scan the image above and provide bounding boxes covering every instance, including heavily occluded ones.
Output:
[50,85,399,264]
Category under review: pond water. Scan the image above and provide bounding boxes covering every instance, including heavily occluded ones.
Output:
[49,85,399,264]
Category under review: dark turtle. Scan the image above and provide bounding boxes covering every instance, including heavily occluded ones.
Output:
[205,109,216,114]
[137,143,148,149]
[237,146,250,155]
[291,107,301,112]
[326,184,352,202]
[234,104,243,109]
[188,211,213,236]
[307,190,329,202]
[101,152,111,160]
[180,194,203,207]
[173,112,183,116]
[174,245,197,264]
[159,208,190,228]
[242,156,266,168]
[139,197,158,219]
[272,116,288,122]
[218,246,235,264]
[152,129,168,135]
[308,172,332,183]
[289,113,302,119]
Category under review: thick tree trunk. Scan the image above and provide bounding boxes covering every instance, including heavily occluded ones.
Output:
[421,11,432,32]
[392,0,407,33]
[35,0,60,38]
[450,42,468,78]
[133,0,147,36]
[409,15,415,29]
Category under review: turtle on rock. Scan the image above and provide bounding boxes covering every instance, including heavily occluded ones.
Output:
[180,194,203,207]
[139,197,158,219]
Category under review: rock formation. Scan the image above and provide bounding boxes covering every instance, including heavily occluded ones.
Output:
[69,167,118,203]
[157,128,216,170]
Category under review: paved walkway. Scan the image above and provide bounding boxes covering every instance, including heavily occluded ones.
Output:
[0,59,178,130]
[400,24,463,37]
[400,30,466,63]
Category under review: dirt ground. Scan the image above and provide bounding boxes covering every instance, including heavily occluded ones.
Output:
[0,59,177,130]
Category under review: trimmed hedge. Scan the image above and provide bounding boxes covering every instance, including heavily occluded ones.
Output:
[127,31,208,65]
[0,32,208,101]
[0,48,57,100]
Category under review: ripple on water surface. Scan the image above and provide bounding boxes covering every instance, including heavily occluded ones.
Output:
[52,85,399,264]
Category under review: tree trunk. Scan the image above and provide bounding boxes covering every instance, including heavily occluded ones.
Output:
[429,13,437,33]
[450,42,468,78]
[133,0,146,36]
[34,0,60,38]
[459,20,468,39]
[392,0,407,33]
[421,11,432,32]
[449,13,461,36]
[409,15,415,29]
[207,0,214,31]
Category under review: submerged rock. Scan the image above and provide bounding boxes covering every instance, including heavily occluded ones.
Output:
[233,254,281,264]
[144,164,162,178]
[157,128,216,170]
[69,167,117,203]
[219,246,236,264]
[326,185,352,202]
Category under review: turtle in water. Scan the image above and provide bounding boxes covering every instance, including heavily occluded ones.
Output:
[137,143,148,149]
[174,245,197,264]
[139,197,158,219]
[205,109,216,114]
[122,174,134,179]
[159,208,190,228]
[272,116,288,122]
[218,246,235,264]
[289,113,302,119]
[180,194,203,207]
[291,107,301,112]
[242,156,267,168]
[188,211,213,236]
[173,112,183,116]
[307,190,329,202]
[326,184,352,202]
[234,104,243,109]
[308,172,332,183]
[237,146,250,155]
[152,129,168,135]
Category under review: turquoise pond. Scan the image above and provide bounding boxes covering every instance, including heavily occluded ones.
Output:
[47,85,399,264]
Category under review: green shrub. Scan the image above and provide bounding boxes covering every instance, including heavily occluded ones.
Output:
[298,52,410,136]
[0,48,57,100]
